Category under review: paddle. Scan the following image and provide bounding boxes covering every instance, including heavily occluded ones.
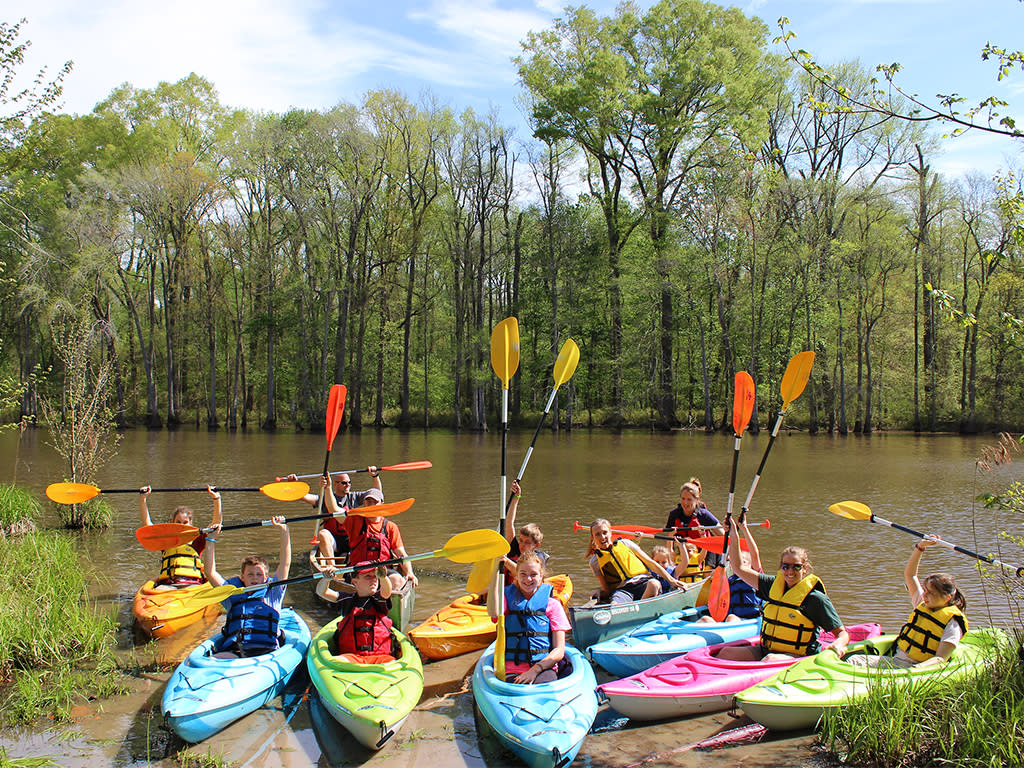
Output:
[181,528,512,610]
[135,498,415,551]
[466,556,499,594]
[46,480,310,506]
[345,498,415,517]
[279,460,433,481]
[689,535,751,555]
[829,500,1024,577]
[614,521,770,537]
[738,351,814,523]
[571,521,762,547]
[505,338,580,512]
[490,316,520,679]
[709,371,756,621]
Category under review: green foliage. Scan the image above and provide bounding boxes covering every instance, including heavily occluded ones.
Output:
[0,484,40,535]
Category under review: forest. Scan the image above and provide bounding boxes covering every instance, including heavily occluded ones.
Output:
[1,1,1022,440]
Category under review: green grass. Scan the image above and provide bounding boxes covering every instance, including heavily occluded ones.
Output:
[0,484,40,535]
[0,531,125,725]
[820,635,1024,767]
[0,747,59,767]
[51,497,113,530]
[176,749,234,768]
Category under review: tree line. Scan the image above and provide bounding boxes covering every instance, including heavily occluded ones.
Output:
[1,2,1022,438]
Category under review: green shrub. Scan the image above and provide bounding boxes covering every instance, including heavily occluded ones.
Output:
[0,484,40,536]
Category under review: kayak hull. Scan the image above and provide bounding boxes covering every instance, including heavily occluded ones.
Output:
[132,579,224,639]
[307,619,424,750]
[473,643,598,768]
[162,607,311,742]
[569,578,705,651]
[736,627,1007,731]
[599,622,881,721]
[409,575,572,661]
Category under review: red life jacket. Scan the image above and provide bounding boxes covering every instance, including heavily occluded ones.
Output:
[348,519,393,564]
[333,595,394,656]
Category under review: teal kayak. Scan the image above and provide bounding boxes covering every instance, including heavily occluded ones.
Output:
[736,627,1007,731]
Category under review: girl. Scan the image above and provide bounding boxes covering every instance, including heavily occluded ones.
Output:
[719,516,849,661]
[489,552,570,684]
[665,478,724,568]
[851,536,967,668]
[502,480,549,583]
[139,485,221,588]
[587,519,684,604]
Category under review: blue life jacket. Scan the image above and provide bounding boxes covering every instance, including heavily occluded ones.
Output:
[728,574,763,620]
[504,583,553,666]
[220,586,280,654]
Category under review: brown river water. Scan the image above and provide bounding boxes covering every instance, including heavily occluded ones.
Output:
[1,427,1021,767]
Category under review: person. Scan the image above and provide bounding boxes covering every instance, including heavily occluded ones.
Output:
[849,536,967,669]
[321,485,418,592]
[665,478,724,568]
[586,519,686,604]
[488,552,571,684]
[650,545,677,593]
[501,480,549,584]
[695,517,763,623]
[673,539,708,583]
[717,516,849,660]
[139,485,222,589]
[293,467,382,564]
[331,561,399,664]
[203,515,291,658]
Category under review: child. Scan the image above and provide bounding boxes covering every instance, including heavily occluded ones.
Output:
[673,539,707,583]
[587,519,684,604]
[139,484,222,589]
[650,545,676,593]
[204,515,291,658]
[489,552,570,684]
[332,561,398,664]
[665,478,724,568]
[502,480,549,584]
[718,516,849,661]
[850,536,967,668]
[695,517,763,623]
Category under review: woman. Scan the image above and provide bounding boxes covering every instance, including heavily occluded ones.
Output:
[587,519,684,604]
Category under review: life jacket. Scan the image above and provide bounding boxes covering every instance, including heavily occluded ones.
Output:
[678,548,705,583]
[348,519,393,565]
[594,540,649,591]
[220,586,280,654]
[504,583,553,666]
[333,596,394,656]
[895,603,968,663]
[760,572,824,656]
[158,544,204,584]
[728,574,764,619]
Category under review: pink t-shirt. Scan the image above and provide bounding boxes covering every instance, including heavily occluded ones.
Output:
[504,598,571,676]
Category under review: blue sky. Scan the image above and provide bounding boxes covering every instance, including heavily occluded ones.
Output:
[6,0,1022,180]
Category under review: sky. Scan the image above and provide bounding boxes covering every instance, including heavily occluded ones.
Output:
[3,0,1022,181]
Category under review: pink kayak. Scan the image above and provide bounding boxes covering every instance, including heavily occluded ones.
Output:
[599,622,881,721]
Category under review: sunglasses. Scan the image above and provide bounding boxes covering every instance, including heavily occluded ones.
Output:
[334,480,351,486]
[780,562,805,572]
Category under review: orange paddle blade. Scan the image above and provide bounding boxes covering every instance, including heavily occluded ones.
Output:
[344,498,415,518]
[689,536,750,555]
[45,482,101,504]
[325,384,347,450]
[708,567,730,622]
[136,523,200,551]
[733,371,755,435]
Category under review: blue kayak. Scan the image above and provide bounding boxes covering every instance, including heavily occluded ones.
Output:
[162,607,311,742]
[586,608,760,677]
[473,643,598,768]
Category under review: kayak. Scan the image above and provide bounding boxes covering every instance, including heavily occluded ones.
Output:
[307,617,424,750]
[409,575,573,661]
[311,549,417,632]
[162,607,311,742]
[473,642,598,768]
[569,578,706,651]
[586,608,759,677]
[599,622,881,721]
[736,627,1007,731]
[132,579,224,639]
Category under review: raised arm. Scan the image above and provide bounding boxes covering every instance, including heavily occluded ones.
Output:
[138,486,153,527]
[905,535,938,601]
[368,466,382,493]
[727,517,759,588]
[504,480,521,541]
[273,516,291,581]
[202,536,226,586]
[207,485,222,528]
[741,519,762,572]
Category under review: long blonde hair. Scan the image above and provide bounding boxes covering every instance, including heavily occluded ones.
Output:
[585,518,611,559]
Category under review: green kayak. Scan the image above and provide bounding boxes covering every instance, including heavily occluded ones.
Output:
[306,617,424,750]
[736,627,1007,731]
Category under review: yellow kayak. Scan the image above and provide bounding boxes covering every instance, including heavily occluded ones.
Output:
[131,579,224,639]
[409,574,572,661]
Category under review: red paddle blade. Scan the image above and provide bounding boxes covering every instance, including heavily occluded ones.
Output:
[136,523,199,551]
[733,371,755,435]
[381,460,433,471]
[689,536,749,555]
[344,498,415,518]
[708,567,730,622]
[325,384,347,450]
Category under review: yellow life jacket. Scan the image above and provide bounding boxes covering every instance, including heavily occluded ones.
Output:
[760,572,824,656]
[159,544,204,584]
[895,603,968,662]
[594,540,649,591]
[677,548,705,583]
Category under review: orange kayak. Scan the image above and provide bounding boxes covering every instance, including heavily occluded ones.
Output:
[131,579,224,639]
[409,574,572,661]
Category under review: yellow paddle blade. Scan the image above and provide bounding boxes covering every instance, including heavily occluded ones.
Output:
[441,529,510,563]
[345,498,415,518]
[136,523,200,551]
[45,482,101,505]
[828,500,873,521]
[259,481,310,501]
[466,556,499,594]
[490,317,520,387]
[780,351,815,405]
[179,583,244,610]
[553,338,580,388]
